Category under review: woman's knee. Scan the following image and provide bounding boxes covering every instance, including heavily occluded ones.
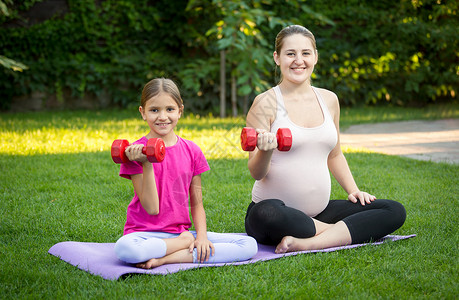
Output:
[250,199,285,221]
[388,200,406,228]
[246,200,285,230]
[245,199,286,244]
[376,199,407,230]
[245,199,316,244]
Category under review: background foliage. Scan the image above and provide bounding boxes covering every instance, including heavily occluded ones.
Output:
[0,0,457,113]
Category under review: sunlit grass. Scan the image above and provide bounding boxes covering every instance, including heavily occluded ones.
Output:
[0,114,247,158]
[340,145,375,154]
[1,102,457,157]
[0,121,373,158]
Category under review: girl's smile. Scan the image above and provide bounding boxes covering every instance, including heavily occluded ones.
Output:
[139,92,183,145]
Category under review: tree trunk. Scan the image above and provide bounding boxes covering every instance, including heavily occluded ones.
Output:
[231,74,237,117]
[243,94,249,115]
[219,50,226,118]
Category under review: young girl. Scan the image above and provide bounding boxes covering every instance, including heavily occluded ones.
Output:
[114,78,257,269]
[244,25,406,253]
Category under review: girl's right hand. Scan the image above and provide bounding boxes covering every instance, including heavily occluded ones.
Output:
[256,129,278,152]
[125,144,148,163]
[190,238,215,263]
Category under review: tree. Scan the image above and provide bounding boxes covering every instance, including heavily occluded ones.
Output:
[191,0,333,117]
[0,0,28,72]
[199,0,286,117]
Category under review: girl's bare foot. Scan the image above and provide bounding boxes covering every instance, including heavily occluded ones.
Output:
[137,258,164,269]
[137,249,193,269]
[136,232,195,269]
[178,231,195,245]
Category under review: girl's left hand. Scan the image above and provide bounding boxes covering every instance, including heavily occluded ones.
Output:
[189,238,215,263]
[348,190,376,206]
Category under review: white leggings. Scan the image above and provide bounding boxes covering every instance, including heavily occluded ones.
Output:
[114,231,258,264]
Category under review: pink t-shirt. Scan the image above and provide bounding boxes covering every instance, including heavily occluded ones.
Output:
[119,136,210,235]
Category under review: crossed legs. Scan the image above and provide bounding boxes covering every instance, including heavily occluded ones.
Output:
[245,198,406,253]
[115,231,258,269]
[115,231,195,269]
[136,231,195,269]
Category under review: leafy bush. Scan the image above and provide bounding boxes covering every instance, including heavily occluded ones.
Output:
[0,0,457,112]
[0,0,217,111]
[301,0,458,106]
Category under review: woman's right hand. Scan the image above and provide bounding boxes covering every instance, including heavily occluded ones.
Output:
[256,129,278,152]
[124,144,148,163]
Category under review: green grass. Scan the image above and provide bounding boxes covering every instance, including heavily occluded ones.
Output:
[0,104,458,299]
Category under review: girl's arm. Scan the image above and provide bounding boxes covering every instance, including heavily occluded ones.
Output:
[189,174,215,262]
[127,144,160,215]
[324,91,376,205]
[246,91,278,180]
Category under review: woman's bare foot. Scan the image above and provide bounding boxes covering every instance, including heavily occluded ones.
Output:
[275,236,300,254]
[275,221,353,254]
[274,220,334,254]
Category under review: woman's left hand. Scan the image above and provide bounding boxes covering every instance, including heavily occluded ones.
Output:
[189,238,215,263]
[348,190,376,206]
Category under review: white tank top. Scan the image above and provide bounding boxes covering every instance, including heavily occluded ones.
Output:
[251,86,338,217]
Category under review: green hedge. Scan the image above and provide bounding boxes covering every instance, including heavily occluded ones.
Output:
[0,0,218,111]
[304,0,458,106]
[1,0,457,112]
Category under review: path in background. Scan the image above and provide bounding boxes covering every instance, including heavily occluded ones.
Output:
[340,119,459,164]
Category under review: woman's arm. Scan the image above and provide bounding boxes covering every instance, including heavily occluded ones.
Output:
[189,174,215,262]
[126,144,160,215]
[324,90,376,205]
[246,91,278,180]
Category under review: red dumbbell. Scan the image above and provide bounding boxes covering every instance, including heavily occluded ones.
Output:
[241,127,292,151]
[111,138,166,164]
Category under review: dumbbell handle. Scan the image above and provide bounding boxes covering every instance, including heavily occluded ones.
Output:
[241,127,292,151]
[111,138,165,164]
[139,146,148,155]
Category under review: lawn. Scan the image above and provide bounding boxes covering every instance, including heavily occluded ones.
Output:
[0,104,458,299]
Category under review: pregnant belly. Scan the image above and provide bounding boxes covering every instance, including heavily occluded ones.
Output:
[254,163,331,217]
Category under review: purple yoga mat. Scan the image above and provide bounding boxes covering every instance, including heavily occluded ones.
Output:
[48,234,415,280]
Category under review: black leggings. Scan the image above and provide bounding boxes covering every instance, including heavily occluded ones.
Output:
[245,199,406,245]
